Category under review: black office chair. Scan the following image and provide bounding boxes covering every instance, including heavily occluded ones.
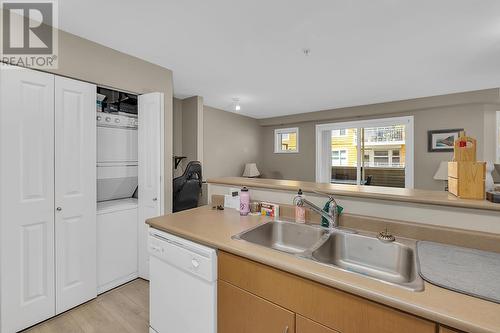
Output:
[173,161,203,213]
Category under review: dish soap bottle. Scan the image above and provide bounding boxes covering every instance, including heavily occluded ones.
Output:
[240,187,250,216]
[294,189,306,223]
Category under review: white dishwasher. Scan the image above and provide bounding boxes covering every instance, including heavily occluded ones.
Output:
[149,228,217,333]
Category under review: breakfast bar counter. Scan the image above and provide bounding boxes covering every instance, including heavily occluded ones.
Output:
[207,177,500,212]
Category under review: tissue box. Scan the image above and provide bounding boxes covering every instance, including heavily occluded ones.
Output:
[260,202,279,217]
[486,191,500,203]
[224,194,240,211]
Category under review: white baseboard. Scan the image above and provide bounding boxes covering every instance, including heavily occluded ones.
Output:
[97,272,139,294]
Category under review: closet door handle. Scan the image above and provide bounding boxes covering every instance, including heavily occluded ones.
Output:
[152,198,158,202]
[56,207,62,212]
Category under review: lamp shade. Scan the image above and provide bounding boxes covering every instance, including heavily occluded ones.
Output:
[433,161,449,180]
[243,163,260,178]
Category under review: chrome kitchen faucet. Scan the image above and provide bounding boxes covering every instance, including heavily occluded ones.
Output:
[293,191,339,231]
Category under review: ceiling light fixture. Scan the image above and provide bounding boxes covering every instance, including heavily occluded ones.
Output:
[233,98,241,111]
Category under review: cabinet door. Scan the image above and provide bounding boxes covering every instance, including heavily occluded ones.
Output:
[219,251,436,333]
[138,92,164,279]
[0,65,55,332]
[218,280,295,333]
[54,76,97,314]
[297,315,339,333]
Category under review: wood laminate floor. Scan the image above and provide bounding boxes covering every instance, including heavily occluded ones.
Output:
[23,279,149,333]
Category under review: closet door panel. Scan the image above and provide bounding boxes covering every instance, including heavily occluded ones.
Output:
[0,65,55,333]
[55,76,97,314]
[138,92,164,279]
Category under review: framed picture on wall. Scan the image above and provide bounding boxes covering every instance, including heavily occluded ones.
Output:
[427,129,464,152]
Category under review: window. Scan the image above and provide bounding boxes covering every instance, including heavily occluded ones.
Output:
[392,150,401,165]
[275,127,299,153]
[332,128,347,137]
[316,116,414,188]
[363,150,372,167]
[374,150,389,166]
[332,149,348,166]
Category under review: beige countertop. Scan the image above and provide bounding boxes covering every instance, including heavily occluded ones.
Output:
[147,206,500,333]
[207,177,500,212]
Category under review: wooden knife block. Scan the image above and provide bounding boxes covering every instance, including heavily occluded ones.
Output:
[448,162,486,200]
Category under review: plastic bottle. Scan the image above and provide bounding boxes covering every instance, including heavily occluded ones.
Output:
[240,187,250,216]
[294,189,306,223]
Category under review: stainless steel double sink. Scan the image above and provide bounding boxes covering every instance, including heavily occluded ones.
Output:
[232,220,424,291]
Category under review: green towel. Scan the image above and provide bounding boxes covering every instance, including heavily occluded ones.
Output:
[321,202,343,227]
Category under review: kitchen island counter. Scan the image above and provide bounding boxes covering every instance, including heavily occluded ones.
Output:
[147,206,500,333]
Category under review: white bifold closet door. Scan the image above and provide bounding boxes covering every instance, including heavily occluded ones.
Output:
[0,66,56,333]
[0,66,97,332]
[138,92,165,279]
[54,76,97,314]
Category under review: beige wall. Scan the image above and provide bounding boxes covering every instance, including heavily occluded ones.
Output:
[203,106,262,179]
[40,29,174,212]
[173,98,184,177]
[259,91,500,190]
[181,96,204,165]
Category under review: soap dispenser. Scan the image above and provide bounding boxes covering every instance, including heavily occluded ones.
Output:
[294,189,306,223]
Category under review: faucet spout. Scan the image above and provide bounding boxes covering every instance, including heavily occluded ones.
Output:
[293,192,339,231]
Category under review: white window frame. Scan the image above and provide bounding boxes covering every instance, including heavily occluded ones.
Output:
[496,111,500,163]
[275,127,299,153]
[315,116,414,188]
[332,149,348,166]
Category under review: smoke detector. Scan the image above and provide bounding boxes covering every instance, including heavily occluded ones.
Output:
[232,98,241,111]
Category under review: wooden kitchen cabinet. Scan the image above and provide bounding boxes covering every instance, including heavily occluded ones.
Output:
[218,251,436,333]
[296,315,339,333]
[218,280,295,333]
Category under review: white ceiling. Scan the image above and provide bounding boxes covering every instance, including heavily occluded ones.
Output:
[59,0,500,119]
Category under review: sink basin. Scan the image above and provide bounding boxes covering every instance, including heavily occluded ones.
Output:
[311,232,424,291]
[233,220,329,254]
[233,221,424,292]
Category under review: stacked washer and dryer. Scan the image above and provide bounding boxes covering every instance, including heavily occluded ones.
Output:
[96,90,140,293]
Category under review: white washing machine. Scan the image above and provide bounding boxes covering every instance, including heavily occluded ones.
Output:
[97,198,138,293]
[96,111,140,293]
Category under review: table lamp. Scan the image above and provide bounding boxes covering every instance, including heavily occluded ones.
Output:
[242,163,260,178]
[433,161,449,191]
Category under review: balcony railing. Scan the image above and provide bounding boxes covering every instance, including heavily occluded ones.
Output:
[364,126,404,144]
[331,166,405,188]
[362,161,405,168]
